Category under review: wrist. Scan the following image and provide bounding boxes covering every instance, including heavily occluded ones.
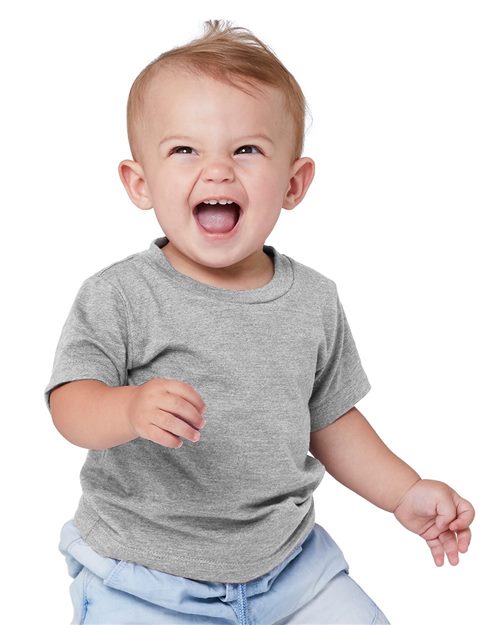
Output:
[93,383,140,448]
[119,384,141,440]
[392,475,422,514]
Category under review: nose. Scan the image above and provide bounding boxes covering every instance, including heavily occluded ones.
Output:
[201,156,235,184]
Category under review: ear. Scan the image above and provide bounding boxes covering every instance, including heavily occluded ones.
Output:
[282,157,315,210]
[118,160,153,210]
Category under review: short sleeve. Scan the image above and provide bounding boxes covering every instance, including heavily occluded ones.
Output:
[44,275,130,411]
[309,283,371,432]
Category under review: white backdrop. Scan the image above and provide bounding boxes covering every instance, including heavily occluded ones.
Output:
[1,1,498,623]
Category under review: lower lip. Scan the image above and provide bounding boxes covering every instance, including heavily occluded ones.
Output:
[193,210,242,240]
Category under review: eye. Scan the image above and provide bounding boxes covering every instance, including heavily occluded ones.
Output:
[235,145,262,155]
[171,146,194,155]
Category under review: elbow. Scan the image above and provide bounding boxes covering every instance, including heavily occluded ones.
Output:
[49,384,70,429]
[49,398,79,447]
[48,383,87,448]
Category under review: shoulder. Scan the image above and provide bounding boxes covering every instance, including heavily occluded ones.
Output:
[88,246,149,282]
[284,252,339,303]
[81,245,156,299]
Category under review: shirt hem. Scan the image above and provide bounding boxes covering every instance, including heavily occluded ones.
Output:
[74,500,317,583]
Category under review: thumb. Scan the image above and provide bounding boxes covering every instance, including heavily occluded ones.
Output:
[449,496,475,531]
[435,494,458,531]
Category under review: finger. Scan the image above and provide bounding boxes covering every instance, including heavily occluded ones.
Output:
[162,378,206,414]
[456,527,472,553]
[435,495,460,532]
[449,497,475,531]
[439,530,459,566]
[159,391,206,431]
[426,537,445,567]
[147,424,184,449]
[155,408,203,443]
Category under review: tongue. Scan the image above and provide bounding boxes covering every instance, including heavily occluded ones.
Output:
[195,204,239,233]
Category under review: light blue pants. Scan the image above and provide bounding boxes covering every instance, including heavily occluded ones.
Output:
[59,519,390,624]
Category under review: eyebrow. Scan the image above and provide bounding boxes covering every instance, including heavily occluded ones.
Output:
[238,134,275,146]
[159,135,194,147]
[159,134,275,148]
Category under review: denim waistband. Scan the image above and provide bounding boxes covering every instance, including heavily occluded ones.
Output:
[59,518,310,599]
[59,518,348,616]
[220,537,306,601]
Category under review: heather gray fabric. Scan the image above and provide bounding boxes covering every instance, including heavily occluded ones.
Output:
[44,236,371,583]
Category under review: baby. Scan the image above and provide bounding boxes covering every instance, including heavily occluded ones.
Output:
[45,20,475,625]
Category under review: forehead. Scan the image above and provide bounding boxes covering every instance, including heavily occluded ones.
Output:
[141,67,291,139]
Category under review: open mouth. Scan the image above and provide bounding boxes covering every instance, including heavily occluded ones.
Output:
[194,201,242,234]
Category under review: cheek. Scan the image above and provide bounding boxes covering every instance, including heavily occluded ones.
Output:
[247,166,288,198]
[260,178,290,205]
[149,169,193,200]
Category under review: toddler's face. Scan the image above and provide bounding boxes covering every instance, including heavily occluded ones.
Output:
[120,68,314,285]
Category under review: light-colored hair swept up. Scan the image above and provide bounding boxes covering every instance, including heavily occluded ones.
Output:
[126,20,308,162]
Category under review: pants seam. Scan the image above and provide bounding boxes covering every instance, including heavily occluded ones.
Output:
[78,568,90,625]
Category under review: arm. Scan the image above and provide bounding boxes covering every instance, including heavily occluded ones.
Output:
[49,377,206,451]
[49,380,138,450]
[309,406,420,512]
[309,406,475,565]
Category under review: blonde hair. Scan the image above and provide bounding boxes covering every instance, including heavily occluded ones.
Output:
[126,20,308,162]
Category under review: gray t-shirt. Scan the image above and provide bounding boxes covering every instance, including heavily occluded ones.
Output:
[44,236,371,583]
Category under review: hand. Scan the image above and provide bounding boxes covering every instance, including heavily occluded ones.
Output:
[393,479,475,566]
[126,378,207,448]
